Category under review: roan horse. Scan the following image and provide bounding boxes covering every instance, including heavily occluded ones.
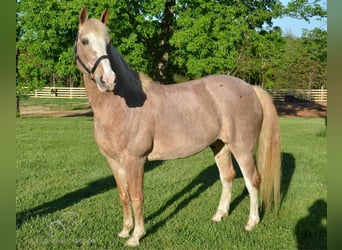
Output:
[75,7,281,247]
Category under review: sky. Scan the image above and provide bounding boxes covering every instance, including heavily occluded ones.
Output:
[272,0,327,37]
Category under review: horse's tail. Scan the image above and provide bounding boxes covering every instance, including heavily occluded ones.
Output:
[253,86,282,212]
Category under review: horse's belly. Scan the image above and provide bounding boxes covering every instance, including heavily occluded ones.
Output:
[147,128,216,161]
[147,142,210,161]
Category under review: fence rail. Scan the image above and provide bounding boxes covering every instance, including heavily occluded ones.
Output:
[28,87,87,99]
[28,86,327,102]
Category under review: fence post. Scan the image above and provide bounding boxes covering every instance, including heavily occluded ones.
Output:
[321,86,324,101]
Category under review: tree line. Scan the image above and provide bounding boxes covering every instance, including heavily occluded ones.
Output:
[16,0,327,96]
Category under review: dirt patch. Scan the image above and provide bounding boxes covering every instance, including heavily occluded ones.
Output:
[20,106,93,117]
[19,101,327,118]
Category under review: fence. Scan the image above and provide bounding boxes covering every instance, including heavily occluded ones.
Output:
[29,87,87,99]
[266,88,327,102]
[28,86,327,102]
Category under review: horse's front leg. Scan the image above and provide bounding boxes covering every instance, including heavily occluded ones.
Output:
[107,158,133,238]
[123,156,146,247]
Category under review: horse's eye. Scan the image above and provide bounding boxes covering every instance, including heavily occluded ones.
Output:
[81,39,89,46]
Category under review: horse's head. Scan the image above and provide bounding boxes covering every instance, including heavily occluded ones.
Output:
[75,7,116,92]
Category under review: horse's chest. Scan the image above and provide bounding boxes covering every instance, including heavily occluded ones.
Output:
[93,119,125,154]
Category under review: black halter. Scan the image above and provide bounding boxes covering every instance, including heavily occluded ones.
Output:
[74,39,111,80]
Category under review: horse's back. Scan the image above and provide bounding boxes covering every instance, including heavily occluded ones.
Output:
[202,74,263,120]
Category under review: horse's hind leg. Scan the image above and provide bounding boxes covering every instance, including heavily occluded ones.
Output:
[229,146,260,231]
[210,141,236,222]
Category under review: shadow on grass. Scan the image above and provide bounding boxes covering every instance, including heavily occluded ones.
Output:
[274,100,327,118]
[295,199,327,250]
[281,153,296,207]
[280,152,327,249]
[145,152,296,238]
[63,110,93,117]
[145,162,249,238]
[145,164,219,237]
[16,160,163,229]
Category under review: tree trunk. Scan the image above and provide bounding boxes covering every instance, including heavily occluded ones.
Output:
[16,95,20,117]
[16,48,20,117]
[156,0,175,83]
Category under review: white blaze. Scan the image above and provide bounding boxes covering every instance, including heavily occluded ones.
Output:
[88,33,115,90]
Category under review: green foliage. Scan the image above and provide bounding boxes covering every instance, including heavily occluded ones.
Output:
[171,1,241,77]
[16,116,327,249]
[170,0,282,81]
[273,28,327,89]
[16,0,327,90]
[17,0,81,89]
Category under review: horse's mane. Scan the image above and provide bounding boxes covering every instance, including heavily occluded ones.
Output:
[109,45,155,88]
[108,45,157,106]
[138,72,156,91]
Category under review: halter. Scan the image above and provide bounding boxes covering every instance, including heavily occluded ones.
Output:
[74,39,111,80]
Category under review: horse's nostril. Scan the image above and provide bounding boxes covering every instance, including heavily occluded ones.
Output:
[100,76,104,83]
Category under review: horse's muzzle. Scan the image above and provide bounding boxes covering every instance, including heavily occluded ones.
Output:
[95,71,116,92]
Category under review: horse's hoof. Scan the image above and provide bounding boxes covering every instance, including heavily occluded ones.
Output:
[124,237,140,247]
[118,229,131,238]
[244,217,260,231]
[211,210,228,222]
[211,214,222,222]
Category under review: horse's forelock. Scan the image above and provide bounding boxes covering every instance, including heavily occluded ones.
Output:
[80,18,110,42]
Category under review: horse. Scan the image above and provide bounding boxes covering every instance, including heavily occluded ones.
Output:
[74,7,281,247]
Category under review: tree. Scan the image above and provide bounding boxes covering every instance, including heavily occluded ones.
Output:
[284,0,327,21]
[271,28,327,90]
[292,28,327,89]
[16,0,327,101]
[235,27,285,89]
[301,28,327,88]
[17,0,80,90]
[106,0,176,82]
[271,0,327,89]
[273,34,303,89]
[170,0,282,83]
[16,0,178,90]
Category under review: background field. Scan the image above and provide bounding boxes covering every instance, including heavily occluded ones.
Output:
[16,115,326,249]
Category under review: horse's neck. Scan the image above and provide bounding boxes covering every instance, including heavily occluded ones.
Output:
[83,76,115,109]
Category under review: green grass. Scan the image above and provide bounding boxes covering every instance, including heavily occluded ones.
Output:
[16,116,327,249]
[20,96,90,111]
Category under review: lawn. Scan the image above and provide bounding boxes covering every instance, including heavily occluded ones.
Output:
[16,116,327,249]
[19,96,90,111]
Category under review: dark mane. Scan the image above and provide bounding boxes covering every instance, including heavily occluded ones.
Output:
[107,44,157,107]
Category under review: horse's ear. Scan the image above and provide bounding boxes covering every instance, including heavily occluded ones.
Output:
[79,6,88,24]
[100,9,109,24]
